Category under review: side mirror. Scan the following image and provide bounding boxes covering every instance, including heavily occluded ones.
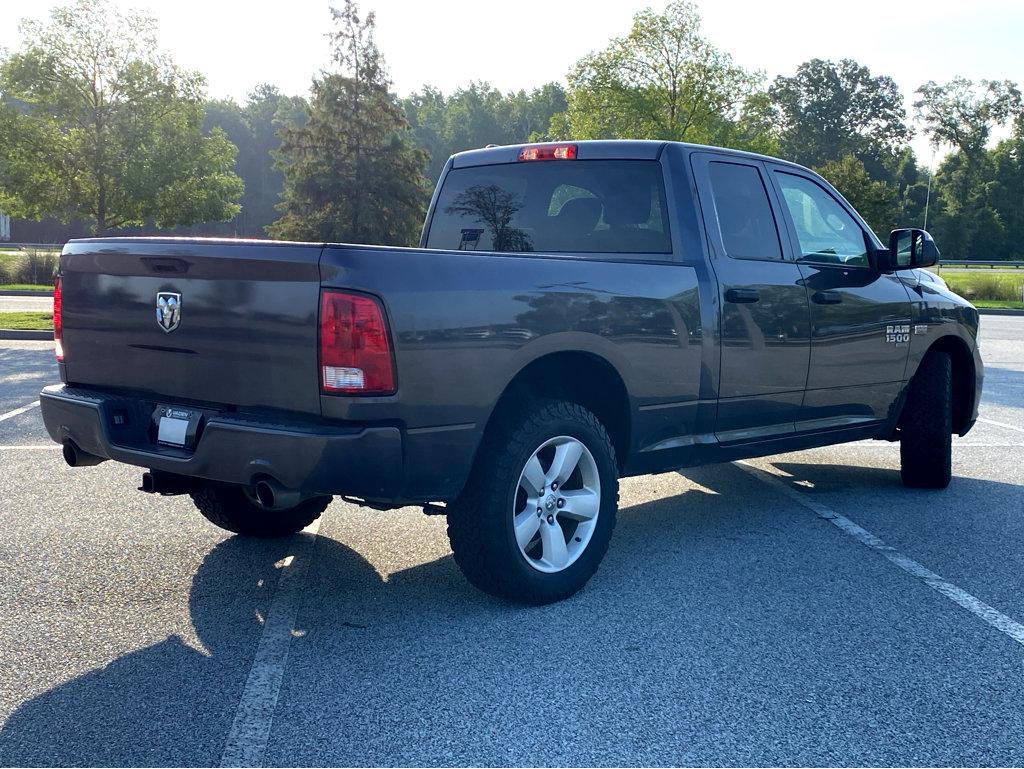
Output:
[880,228,940,271]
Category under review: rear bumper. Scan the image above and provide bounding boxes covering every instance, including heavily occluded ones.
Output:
[39,384,403,499]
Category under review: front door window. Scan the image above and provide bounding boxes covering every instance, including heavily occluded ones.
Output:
[774,173,869,267]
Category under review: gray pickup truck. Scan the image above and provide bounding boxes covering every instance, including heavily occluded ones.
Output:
[41,140,983,604]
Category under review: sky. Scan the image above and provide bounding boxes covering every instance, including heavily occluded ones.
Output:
[3,0,1023,164]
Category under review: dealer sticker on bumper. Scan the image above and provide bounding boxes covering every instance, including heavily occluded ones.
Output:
[156,406,199,447]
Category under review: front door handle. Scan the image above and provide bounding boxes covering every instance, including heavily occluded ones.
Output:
[812,290,843,305]
[725,288,760,304]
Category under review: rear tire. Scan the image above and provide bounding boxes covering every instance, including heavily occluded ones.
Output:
[900,351,953,489]
[190,483,330,538]
[447,400,619,605]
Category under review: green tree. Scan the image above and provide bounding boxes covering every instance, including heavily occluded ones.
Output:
[402,82,567,182]
[915,78,1021,157]
[241,86,309,234]
[714,91,781,157]
[511,83,569,142]
[550,1,760,146]
[989,117,1024,259]
[0,0,242,234]
[204,86,308,235]
[271,0,429,245]
[401,85,448,178]
[916,78,1023,258]
[814,155,900,237]
[769,58,910,177]
[890,149,930,230]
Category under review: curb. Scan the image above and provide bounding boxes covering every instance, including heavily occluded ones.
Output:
[0,290,53,297]
[0,329,52,341]
[977,308,1024,316]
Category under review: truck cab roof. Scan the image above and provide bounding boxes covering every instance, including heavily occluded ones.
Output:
[450,139,809,172]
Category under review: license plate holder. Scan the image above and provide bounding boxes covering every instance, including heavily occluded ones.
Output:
[153,405,204,448]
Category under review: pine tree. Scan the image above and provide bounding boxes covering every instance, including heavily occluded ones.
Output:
[269,1,430,245]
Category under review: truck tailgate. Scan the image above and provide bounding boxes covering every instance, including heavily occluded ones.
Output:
[59,238,324,416]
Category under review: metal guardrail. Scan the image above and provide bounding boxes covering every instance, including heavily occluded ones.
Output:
[938,260,1024,270]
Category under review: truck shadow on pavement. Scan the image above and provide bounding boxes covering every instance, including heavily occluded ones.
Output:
[2,462,1023,766]
[0,533,391,767]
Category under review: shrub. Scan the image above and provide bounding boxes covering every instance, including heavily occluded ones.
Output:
[0,256,14,285]
[946,273,1023,302]
[14,248,59,285]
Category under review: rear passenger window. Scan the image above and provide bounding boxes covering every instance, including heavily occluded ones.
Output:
[426,160,671,255]
[707,162,782,260]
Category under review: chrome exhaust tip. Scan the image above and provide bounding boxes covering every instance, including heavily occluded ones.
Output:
[62,441,105,468]
[254,478,302,510]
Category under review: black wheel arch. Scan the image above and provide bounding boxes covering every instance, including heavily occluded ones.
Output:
[479,350,632,473]
[902,334,977,436]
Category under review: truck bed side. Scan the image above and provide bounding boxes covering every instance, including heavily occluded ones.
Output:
[317,244,703,499]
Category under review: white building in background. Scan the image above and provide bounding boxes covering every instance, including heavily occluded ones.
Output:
[0,212,9,241]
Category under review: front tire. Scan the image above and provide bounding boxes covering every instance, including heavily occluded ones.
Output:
[190,483,330,538]
[447,400,619,605]
[900,351,953,489]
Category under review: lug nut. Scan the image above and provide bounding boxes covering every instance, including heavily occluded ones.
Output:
[556,498,565,508]
[551,482,558,491]
[537,507,543,516]
[546,514,555,524]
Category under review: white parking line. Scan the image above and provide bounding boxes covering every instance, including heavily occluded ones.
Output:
[219,518,322,768]
[978,416,1024,434]
[800,441,1024,449]
[951,443,1024,447]
[0,400,38,423]
[0,445,59,450]
[738,460,1024,648]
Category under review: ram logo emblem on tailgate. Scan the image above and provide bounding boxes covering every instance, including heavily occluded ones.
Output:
[156,292,181,333]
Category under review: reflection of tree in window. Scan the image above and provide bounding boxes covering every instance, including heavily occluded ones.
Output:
[444,184,533,252]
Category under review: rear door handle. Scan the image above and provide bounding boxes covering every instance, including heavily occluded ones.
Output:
[725,288,760,304]
[812,290,843,305]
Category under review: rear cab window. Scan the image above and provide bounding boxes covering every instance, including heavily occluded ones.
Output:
[706,161,783,260]
[425,160,671,256]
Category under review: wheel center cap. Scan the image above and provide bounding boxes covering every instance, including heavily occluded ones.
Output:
[544,495,557,511]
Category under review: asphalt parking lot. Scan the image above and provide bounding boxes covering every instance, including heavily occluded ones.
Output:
[0,317,1021,767]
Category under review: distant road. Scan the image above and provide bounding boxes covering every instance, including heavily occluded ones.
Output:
[0,296,51,313]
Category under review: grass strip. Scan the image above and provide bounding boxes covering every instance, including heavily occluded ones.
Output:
[0,311,53,330]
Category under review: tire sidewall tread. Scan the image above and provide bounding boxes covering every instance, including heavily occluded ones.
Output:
[190,484,329,538]
[900,351,953,489]
[447,399,619,605]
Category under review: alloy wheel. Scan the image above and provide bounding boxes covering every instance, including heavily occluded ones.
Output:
[512,435,601,573]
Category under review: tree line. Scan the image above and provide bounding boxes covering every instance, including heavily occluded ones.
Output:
[1,0,1021,259]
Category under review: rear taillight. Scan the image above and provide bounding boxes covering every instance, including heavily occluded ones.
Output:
[518,143,577,161]
[53,276,64,362]
[319,290,395,395]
